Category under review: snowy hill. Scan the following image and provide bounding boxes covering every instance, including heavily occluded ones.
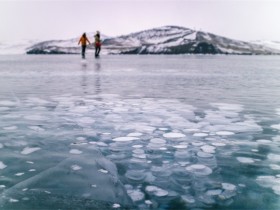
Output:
[250,40,280,51]
[0,40,39,55]
[26,26,280,55]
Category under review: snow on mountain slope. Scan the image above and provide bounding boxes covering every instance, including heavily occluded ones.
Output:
[0,40,39,55]
[26,26,280,55]
[250,40,280,51]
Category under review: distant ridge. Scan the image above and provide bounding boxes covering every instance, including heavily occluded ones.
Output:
[26,26,280,55]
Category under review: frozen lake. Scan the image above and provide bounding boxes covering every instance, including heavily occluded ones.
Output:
[0,55,280,209]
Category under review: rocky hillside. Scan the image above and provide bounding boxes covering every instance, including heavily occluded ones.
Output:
[26,26,280,55]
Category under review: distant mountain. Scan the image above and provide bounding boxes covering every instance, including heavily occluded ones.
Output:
[26,26,280,55]
[0,40,39,55]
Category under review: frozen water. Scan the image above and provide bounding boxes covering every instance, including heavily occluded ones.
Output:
[1,55,280,210]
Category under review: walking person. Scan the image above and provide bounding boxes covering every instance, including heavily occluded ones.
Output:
[94,31,101,57]
[78,33,91,59]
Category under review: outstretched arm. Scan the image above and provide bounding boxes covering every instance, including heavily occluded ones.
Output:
[86,38,91,45]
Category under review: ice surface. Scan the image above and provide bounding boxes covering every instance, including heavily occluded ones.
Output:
[271,124,280,130]
[127,189,145,202]
[69,149,83,154]
[267,154,280,161]
[71,165,82,170]
[21,147,41,155]
[145,186,168,197]
[216,131,235,136]
[3,126,18,130]
[185,164,212,176]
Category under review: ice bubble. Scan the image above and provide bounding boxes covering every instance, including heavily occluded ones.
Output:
[0,143,3,149]
[236,157,255,164]
[271,124,280,130]
[113,136,139,142]
[21,147,41,155]
[9,198,19,203]
[26,161,34,164]
[216,131,235,136]
[193,133,208,137]
[28,126,45,132]
[192,142,205,146]
[270,164,280,170]
[145,200,153,205]
[98,169,108,174]
[71,165,82,170]
[163,132,186,138]
[206,189,222,196]
[3,126,18,130]
[15,172,24,176]
[0,161,7,169]
[211,142,226,147]
[173,144,188,149]
[201,145,216,154]
[132,145,143,148]
[222,183,236,191]
[127,189,145,202]
[159,128,169,131]
[132,149,145,154]
[76,137,86,141]
[145,186,168,197]
[268,154,280,162]
[125,170,146,181]
[272,185,280,195]
[95,142,108,147]
[29,169,36,172]
[150,138,166,144]
[197,151,213,158]
[69,149,83,154]
[127,132,143,137]
[112,203,121,208]
[0,185,6,188]
[22,188,28,191]
[181,195,195,204]
[185,164,212,176]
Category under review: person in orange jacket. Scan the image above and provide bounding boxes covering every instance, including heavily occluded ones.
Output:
[78,33,91,59]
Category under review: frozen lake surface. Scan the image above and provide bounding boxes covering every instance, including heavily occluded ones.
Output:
[0,55,280,209]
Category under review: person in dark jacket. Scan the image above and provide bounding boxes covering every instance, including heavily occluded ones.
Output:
[78,33,91,59]
[94,31,101,57]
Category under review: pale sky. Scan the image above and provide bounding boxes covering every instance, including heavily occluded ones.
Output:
[0,0,280,42]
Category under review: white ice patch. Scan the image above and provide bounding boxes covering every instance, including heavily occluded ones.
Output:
[0,185,6,188]
[0,107,10,111]
[145,186,168,197]
[127,189,145,202]
[256,139,272,144]
[21,147,41,155]
[271,124,280,130]
[0,143,3,149]
[9,198,19,203]
[0,161,7,169]
[163,132,186,138]
[127,132,143,137]
[201,145,216,154]
[236,157,255,164]
[15,172,24,176]
[71,165,82,171]
[216,131,235,136]
[173,144,188,149]
[112,203,121,208]
[211,103,243,112]
[28,126,45,132]
[211,142,226,147]
[186,164,212,176]
[113,136,139,142]
[222,183,237,191]
[256,176,280,195]
[69,149,83,154]
[98,169,108,174]
[270,164,280,170]
[3,126,18,130]
[193,133,208,137]
[267,154,280,162]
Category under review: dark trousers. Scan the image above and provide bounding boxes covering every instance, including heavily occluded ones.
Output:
[81,45,86,58]
[95,46,101,57]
